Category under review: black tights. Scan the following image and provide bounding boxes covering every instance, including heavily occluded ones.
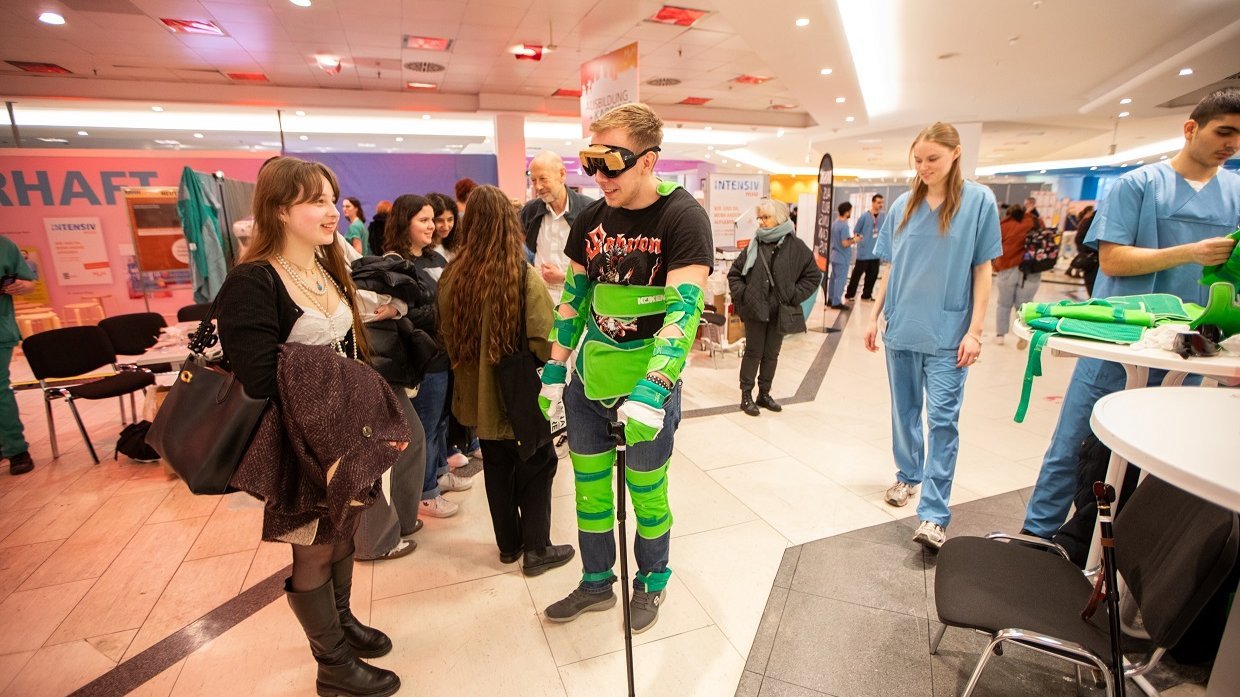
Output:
[289,539,355,592]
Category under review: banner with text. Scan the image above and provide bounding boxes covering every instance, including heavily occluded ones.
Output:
[707,173,766,247]
[580,42,639,136]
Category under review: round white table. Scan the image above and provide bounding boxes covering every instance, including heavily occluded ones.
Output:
[1090,387,1240,696]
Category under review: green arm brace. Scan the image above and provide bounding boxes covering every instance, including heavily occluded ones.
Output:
[551,268,591,351]
[641,282,704,393]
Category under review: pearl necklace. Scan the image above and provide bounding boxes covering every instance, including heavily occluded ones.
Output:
[274,254,357,359]
[275,254,326,295]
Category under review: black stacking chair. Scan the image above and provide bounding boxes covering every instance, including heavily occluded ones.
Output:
[22,326,155,464]
[99,311,171,377]
[177,303,212,323]
[932,476,1238,697]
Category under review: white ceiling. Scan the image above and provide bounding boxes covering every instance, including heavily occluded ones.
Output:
[0,0,1237,174]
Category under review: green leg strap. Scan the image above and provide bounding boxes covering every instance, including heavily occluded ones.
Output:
[572,449,616,534]
[582,570,617,584]
[1014,331,1050,423]
[626,460,672,540]
[636,569,673,593]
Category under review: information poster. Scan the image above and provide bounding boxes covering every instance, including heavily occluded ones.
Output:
[580,42,639,136]
[707,173,765,247]
[16,247,50,305]
[124,187,190,274]
[44,217,114,286]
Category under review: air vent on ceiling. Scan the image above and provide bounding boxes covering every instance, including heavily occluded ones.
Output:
[404,61,446,73]
[646,77,681,86]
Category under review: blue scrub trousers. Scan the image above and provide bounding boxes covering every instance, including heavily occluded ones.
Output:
[828,262,849,306]
[1022,358,1194,537]
[885,348,968,526]
[413,370,450,501]
[0,346,27,459]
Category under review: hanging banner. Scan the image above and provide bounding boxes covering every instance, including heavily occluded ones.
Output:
[812,154,835,276]
[707,173,766,247]
[580,42,639,136]
[44,217,114,286]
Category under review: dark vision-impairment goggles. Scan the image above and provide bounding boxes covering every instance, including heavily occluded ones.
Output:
[579,144,660,178]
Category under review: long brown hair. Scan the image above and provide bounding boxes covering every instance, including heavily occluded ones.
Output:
[898,122,964,236]
[241,156,370,357]
[384,194,432,259]
[439,185,527,366]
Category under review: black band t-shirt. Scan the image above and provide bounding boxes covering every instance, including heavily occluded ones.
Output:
[564,185,714,341]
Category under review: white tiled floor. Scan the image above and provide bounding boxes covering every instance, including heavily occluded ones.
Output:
[0,282,1080,696]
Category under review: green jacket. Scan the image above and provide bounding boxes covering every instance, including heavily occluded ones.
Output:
[0,237,36,349]
[439,265,553,441]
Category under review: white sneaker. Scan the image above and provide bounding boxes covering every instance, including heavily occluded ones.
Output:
[995,335,1006,345]
[884,481,917,507]
[420,495,459,518]
[438,471,474,492]
[913,521,947,551]
[447,452,469,469]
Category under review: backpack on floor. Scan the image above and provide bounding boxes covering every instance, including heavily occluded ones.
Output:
[117,420,161,462]
[1019,224,1061,274]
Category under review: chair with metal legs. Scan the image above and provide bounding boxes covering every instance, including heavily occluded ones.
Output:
[21,326,155,464]
[931,476,1238,697]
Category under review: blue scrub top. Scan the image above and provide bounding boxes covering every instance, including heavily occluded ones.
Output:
[1085,163,1240,305]
[851,210,886,261]
[830,219,852,266]
[875,180,1003,354]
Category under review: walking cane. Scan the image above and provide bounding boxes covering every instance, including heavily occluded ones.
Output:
[1082,482,1125,697]
[609,420,637,697]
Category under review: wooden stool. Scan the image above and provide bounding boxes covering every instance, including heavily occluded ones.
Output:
[64,301,105,327]
[15,311,62,337]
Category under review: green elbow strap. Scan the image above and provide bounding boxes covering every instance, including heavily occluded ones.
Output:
[646,283,704,384]
[626,461,672,540]
[572,449,616,534]
[552,270,591,350]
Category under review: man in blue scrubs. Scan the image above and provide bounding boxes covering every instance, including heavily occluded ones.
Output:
[828,202,857,309]
[1023,87,1240,538]
[845,194,885,302]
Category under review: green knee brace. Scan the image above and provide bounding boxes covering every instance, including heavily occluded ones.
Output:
[636,569,673,593]
[572,449,615,533]
[626,460,672,540]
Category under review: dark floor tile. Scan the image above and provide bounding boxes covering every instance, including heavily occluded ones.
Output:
[943,507,1024,541]
[766,591,932,697]
[930,624,1087,697]
[745,586,790,675]
[951,491,1028,520]
[736,670,764,697]
[840,517,919,548]
[791,536,928,618]
[773,546,800,589]
[758,676,832,697]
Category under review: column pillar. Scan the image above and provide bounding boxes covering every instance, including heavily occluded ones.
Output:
[955,121,983,179]
[493,113,527,201]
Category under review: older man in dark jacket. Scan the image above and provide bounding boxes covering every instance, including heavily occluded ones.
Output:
[519,151,595,302]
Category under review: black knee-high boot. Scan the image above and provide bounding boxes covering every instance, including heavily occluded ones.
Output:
[331,555,393,658]
[285,578,401,697]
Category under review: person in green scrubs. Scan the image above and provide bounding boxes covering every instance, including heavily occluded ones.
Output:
[1,237,37,475]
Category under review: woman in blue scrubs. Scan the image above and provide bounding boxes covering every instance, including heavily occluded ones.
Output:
[863,122,1003,551]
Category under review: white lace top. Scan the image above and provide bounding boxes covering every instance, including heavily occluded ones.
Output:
[286,300,351,347]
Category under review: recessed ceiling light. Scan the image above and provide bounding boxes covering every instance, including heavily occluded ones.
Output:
[1039,169,1047,174]
[290,0,311,6]
[704,126,712,131]
[77,130,88,136]
[358,143,376,148]
[1178,67,1193,76]
[704,153,711,159]
[403,35,452,51]
[422,114,431,120]
[406,82,437,90]
[151,106,164,112]
[835,97,846,103]
[316,55,341,70]
[295,110,306,116]
[1135,160,1144,165]
[38,12,65,25]
[845,116,855,123]
[820,68,833,76]
[395,137,404,142]
[1119,98,1132,105]
[37,137,68,143]
[1090,166,1098,170]
[795,18,809,27]
[1118,111,1130,118]
[776,129,784,137]
[193,133,204,138]
[299,135,308,141]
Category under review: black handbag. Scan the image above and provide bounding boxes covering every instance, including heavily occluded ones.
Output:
[758,242,807,335]
[493,290,552,461]
[146,290,269,495]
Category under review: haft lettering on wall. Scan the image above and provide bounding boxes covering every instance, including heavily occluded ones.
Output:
[0,170,159,206]
[44,217,114,286]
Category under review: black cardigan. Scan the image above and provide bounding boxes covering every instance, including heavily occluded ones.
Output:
[217,261,355,400]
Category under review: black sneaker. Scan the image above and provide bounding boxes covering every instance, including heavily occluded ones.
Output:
[522,544,575,577]
[755,393,782,412]
[545,586,616,623]
[8,451,33,476]
[630,587,666,634]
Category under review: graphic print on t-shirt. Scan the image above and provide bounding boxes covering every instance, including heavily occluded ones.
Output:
[583,224,664,285]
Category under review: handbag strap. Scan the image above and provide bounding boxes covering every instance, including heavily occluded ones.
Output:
[187,263,276,356]
[756,242,788,305]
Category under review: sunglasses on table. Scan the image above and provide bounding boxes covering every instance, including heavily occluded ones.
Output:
[579,144,660,178]
[1172,325,1223,359]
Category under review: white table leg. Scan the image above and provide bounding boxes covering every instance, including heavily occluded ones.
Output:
[1206,580,1240,696]
[1161,371,1188,387]
[1086,364,1147,571]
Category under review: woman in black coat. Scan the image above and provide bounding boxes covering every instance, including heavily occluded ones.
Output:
[728,199,822,416]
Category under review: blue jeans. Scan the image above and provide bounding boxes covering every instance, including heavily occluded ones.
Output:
[565,377,680,593]
[1022,359,1196,537]
[413,370,450,501]
[0,346,27,458]
[885,348,968,527]
[828,262,849,306]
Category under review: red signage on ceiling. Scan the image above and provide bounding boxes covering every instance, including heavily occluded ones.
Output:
[733,74,772,85]
[226,72,268,82]
[404,36,452,51]
[6,61,71,73]
[160,18,226,35]
[650,5,708,26]
[514,45,543,61]
[679,97,711,105]
[553,88,582,98]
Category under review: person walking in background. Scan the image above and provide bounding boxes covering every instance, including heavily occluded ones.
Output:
[1072,205,1100,295]
[520,151,596,303]
[844,194,885,302]
[827,202,858,309]
[439,185,576,575]
[863,122,1002,551]
[368,200,391,256]
[992,204,1038,347]
[454,178,478,222]
[728,199,821,416]
[342,197,369,256]
[1,236,37,475]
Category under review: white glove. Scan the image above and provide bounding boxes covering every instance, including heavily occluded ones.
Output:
[617,399,665,445]
[539,383,565,423]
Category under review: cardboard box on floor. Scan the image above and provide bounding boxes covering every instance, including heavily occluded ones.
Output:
[727,315,744,343]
